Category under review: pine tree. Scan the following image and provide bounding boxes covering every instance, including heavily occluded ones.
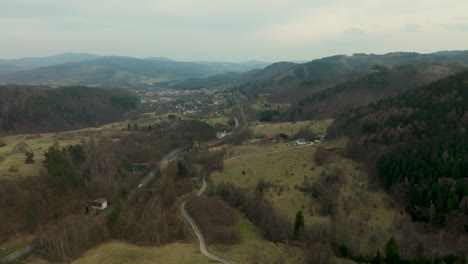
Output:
[294,210,304,239]
[372,250,382,264]
[385,237,400,264]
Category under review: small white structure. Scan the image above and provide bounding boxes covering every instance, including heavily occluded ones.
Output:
[89,198,107,210]
[296,138,307,145]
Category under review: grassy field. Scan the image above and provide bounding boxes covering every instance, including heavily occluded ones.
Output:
[253,119,333,137]
[68,241,210,264]
[209,214,306,264]
[199,116,229,125]
[0,113,179,180]
[251,93,291,112]
[211,137,405,256]
[96,112,178,131]
[212,142,325,224]
[224,142,296,159]
[24,218,304,264]
[0,134,80,180]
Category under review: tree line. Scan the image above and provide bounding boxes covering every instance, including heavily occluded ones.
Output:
[328,71,468,228]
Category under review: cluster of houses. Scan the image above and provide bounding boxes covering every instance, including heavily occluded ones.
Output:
[130,88,233,119]
[296,134,326,145]
[262,134,326,145]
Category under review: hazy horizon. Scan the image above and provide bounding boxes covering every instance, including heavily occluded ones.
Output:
[2,0,468,62]
[2,49,468,64]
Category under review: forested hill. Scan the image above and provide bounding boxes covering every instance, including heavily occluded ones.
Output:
[328,71,468,227]
[0,86,139,135]
[282,64,459,121]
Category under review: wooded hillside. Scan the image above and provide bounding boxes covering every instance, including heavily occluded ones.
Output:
[0,85,139,135]
[329,71,468,227]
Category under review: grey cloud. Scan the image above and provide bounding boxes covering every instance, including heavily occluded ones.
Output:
[443,24,468,32]
[405,24,421,32]
[1,0,468,61]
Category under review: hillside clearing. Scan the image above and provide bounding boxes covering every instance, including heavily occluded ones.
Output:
[211,138,407,255]
[0,113,177,180]
[70,241,209,264]
[208,214,306,264]
[253,119,333,137]
[0,134,80,180]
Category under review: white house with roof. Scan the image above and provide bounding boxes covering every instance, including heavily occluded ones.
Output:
[296,138,307,145]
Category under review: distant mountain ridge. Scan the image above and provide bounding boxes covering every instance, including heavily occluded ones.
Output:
[0,53,102,74]
[0,54,271,86]
[2,50,468,88]
[171,61,297,90]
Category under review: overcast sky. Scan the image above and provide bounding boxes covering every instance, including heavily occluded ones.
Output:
[1,0,468,62]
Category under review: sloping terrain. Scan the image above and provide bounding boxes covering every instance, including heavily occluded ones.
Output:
[283,64,460,120]
[0,56,270,86]
[0,53,102,74]
[319,50,468,69]
[172,61,296,90]
[328,71,468,229]
[0,85,139,134]
[231,51,468,106]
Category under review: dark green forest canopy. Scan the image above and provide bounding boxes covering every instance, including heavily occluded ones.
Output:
[331,71,468,226]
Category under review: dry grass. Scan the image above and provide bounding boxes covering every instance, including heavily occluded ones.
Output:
[251,93,291,112]
[70,241,210,264]
[225,142,296,159]
[0,113,177,180]
[199,116,229,125]
[0,234,34,259]
[253,119,333,137]
[0,134,80,180]
[211,137,406,256]
[212,143,325,224]
[209,214,306,264]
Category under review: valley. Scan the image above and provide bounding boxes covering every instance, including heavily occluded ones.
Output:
[0,50,467,264]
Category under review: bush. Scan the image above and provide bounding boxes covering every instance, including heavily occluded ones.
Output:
[8,166,18,172]
[187,196,240,245]
[13,141,29,154]
[210,182,290,242]
[259,110,280,122]
[25,151,34,164]
[338,245,349,257]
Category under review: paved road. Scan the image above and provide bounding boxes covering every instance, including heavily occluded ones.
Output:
[180,178,235,264]
[0,246,33,263]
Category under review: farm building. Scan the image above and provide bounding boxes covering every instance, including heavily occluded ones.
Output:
[296,138,307,145]
[89,198,108,210]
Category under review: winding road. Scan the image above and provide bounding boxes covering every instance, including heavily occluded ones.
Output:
[180,178,235,264]
[3,94,245,263]
[180,177,235,264]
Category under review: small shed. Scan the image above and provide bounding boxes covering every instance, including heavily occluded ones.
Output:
[89,198,108,210]
[296,138,307,145]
